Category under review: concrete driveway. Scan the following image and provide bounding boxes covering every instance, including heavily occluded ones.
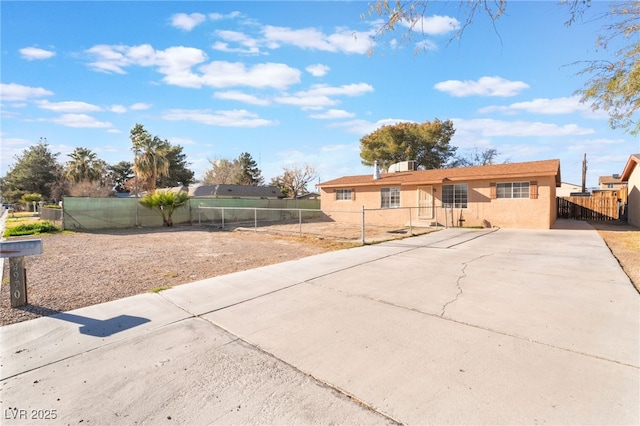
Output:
[1,219,638,425]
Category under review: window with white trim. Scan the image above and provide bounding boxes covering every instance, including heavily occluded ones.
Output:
[442,184,468,208]
[336,189,352,200]
[381,187,400,208]
[497,182,530,199]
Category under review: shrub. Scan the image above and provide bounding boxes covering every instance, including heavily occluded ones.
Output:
[4,221,61,237]
[139,190,190,227]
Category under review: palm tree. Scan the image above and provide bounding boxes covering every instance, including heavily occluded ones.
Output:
[139,190,190,227]
[130,124,170,194]
[66,147,102,183]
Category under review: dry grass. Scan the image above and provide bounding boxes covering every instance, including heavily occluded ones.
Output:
[591,221,640,293]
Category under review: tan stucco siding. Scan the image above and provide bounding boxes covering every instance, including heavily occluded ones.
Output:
[627,166,640,228]
[320,175,557,229]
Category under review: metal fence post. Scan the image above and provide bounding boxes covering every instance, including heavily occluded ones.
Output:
[222,208,225,229]
[444,206,448,229]
[409,207,413,235]
[254,208,257,232]
[299,209,302,237]
[361,206,365,245]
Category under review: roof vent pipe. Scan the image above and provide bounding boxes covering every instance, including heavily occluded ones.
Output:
[373,160,381,180]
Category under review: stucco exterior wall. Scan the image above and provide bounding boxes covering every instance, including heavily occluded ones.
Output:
[320,175,558,229]
[627,166,640,228]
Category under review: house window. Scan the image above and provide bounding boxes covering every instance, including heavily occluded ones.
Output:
[442,184,468,208]
[336,189,352,201]
[497,182,530,199]
[381,187,400,208]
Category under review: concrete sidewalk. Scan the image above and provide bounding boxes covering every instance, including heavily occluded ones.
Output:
[1,220,638,425]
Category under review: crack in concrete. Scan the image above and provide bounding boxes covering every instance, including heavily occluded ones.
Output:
[440,264,467,318]
[440,254,493,318]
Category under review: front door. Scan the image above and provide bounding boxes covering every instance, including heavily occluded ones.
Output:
[418,186,434,219]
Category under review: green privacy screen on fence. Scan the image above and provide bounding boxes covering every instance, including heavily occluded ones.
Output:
[61,197,321,230]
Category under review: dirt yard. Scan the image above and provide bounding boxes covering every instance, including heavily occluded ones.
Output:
[1,221,638,326]
[590,221,640,294]
[1,223,428,326]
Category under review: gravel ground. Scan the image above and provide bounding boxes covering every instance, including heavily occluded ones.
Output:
[590,221,640,293]
[0,227,354,326]
[2,220,637,326]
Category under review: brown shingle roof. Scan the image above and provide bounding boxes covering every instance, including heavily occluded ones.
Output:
[318,159,561,188]
[620,154,640,181]
[598,175,623,185]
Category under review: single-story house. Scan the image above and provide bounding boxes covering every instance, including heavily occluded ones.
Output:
[556,182,584,197]
[317,159,561,229]
[620,154,640,228]
[170,184,284,199]
[598,174,627,190]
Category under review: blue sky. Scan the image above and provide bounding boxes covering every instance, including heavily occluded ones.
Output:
[1,1,638,188]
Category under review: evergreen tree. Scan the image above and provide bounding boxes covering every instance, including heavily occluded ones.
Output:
[109,161,134,193]
[235,152,264,186]
[359,119,457,171]
[157,145,196,188]
[1,139,64,203]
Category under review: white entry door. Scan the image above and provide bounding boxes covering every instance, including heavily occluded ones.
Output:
[418,186,434,219]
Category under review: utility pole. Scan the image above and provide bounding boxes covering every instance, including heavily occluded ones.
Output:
[581,153,587,193]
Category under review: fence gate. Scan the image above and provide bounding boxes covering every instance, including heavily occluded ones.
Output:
[556,195,624,221]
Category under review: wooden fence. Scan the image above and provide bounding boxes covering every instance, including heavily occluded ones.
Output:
[557,195,624,221]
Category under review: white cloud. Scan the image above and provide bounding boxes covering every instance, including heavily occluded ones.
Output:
[330,118,412,135]
[213,30,261,55]
[37,100,101,113]
[214,91,270,106]
[162,109,276,127]
[565,137,625,153]
[262,25,374,54]
[209,11,242,21]
[156,46,209,87]
[85,44,142,74]
[306,64,330,77]
[309,109,355,119]
[403,15,460,35]
[275,94,338,110]
[40,114,112,128]
[86,44,302,90]
[211,42,261,55]
[435,76,530,97]
[277,83,373,109]
[453,118,595,137]
[170,13,206,31]
[415,39,439,51]
[479,96,602,117]
[199,61,301,90]
[85,44,206,79]
[19,46,56,60]
[303,83,374,97]
[0,83,53,101]
[168,136,197,146]
[109,105,127,113]
[130,102,152,110]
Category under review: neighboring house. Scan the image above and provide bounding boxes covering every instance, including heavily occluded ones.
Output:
[620,154,640,228]
[170,184,284,199]
[297,192,320,200]
[317,159,561,229]
[556,182,584,197]
[598,174,626,190]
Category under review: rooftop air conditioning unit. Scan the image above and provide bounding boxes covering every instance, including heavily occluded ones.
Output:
[388,160,416,173]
